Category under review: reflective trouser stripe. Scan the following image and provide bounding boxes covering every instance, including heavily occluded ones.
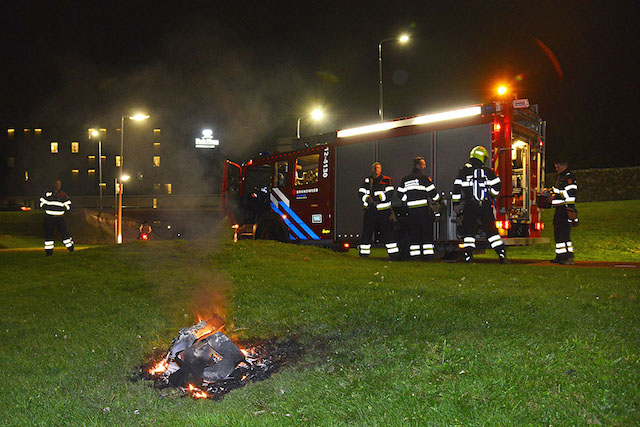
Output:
[422,244,434,255]
[359,244,371,255]
[567,241,574,252]
[488,234,504,248]
[409,244,421,257]
[463,237,476,248]
[556,242,568,254]
[44,241,54,250]
[63,238,74,248]
[386,242,399,254]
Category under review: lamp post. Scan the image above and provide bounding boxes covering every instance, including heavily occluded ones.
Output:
[378,34,410,122]
[296,107,324,138]
[116,113,149,244]
[91,130,104,211]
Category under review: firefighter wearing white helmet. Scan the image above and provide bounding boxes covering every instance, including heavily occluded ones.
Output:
[452,146,506,263]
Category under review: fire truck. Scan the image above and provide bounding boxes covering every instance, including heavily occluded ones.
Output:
[222,98,548,255]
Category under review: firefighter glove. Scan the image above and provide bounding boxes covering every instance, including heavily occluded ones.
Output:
[566,206,579,227]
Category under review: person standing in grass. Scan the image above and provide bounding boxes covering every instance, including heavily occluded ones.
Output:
[358,162,400,260]
[550,161,578,264]
[39,179,74,256]
[397,156,441,260]
[452,146,506,263]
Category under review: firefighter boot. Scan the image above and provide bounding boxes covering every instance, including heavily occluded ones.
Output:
[498,248,507,264]
[45,250,53,256]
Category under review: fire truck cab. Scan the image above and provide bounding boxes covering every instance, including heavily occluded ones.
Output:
[222,98,548,254]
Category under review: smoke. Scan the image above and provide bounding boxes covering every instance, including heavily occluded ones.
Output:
[31,24,310,152]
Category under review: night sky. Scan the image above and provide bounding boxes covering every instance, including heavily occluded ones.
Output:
[1,0,638,169]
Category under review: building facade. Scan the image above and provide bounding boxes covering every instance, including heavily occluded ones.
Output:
[0,124,170,205]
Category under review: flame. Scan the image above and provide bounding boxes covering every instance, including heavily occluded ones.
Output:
[149,360,168,375]
[192,314,225,340]
[187,383,209,399]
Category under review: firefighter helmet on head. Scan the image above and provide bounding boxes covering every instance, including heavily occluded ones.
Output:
[470,146,490,163]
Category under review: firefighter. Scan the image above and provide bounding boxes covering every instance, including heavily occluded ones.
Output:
[452,146,506,263]
[39,180,74,256]
[397,157,441,260]
[549,161,578,264]
[358,162,400,260]
[138,220,153,240]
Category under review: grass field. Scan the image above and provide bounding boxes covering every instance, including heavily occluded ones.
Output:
[0,201,639,425]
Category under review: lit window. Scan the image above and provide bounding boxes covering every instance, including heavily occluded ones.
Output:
[101,155,106,161]
[153,156,161,167]
[165,184,172,195]
[88,155,96,165]
[274,161,289,187]
[153,198,158,209]
[88,169,96,176]
[295,154,320,186]
[154,142,160,151]
[51,142,59,153]
[115,156,121,167]
[71,169,79,176]
[154,128,161,135]
[24,129,30,134]
[8,157,15,167]
[71,142,79,153]
[7,128,15,139]
[34,129,42,136]
[24,171,29,181]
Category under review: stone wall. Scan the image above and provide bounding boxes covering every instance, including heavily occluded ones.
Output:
[546,166,640,202]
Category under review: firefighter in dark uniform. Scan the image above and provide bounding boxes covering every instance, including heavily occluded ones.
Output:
[452,146,506,263]
[358,162,400,260]
[397,157,441,260]
[550,161,578,264]
[39,180,74,256]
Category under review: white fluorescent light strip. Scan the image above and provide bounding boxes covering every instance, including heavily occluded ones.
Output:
[337,106,482,138]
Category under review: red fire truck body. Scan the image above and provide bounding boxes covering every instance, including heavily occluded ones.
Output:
[222,99,547,254]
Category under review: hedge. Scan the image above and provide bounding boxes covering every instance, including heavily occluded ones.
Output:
[545,166,640,202]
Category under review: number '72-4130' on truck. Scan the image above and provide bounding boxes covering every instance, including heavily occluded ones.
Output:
[222,97,549,257]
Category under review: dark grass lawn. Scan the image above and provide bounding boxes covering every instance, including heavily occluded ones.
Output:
[1,236,638,425]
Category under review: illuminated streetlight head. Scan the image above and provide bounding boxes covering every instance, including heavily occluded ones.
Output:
[497,86,508,96]
[399,34,410,43]
[91,130,99,137]
[311,108,324,121]
[129,114,150,121]
[121,174,131,181]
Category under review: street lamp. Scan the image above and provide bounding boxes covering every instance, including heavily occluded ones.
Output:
[91,129,104,211]
[117,113,149,244]
[115,174,130,244]
[297,107,324,138]
[378,34,410,122]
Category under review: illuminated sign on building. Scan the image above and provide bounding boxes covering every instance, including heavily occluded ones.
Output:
[195,129,220,149]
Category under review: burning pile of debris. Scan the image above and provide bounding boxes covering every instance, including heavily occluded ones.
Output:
[137,318,302,400]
